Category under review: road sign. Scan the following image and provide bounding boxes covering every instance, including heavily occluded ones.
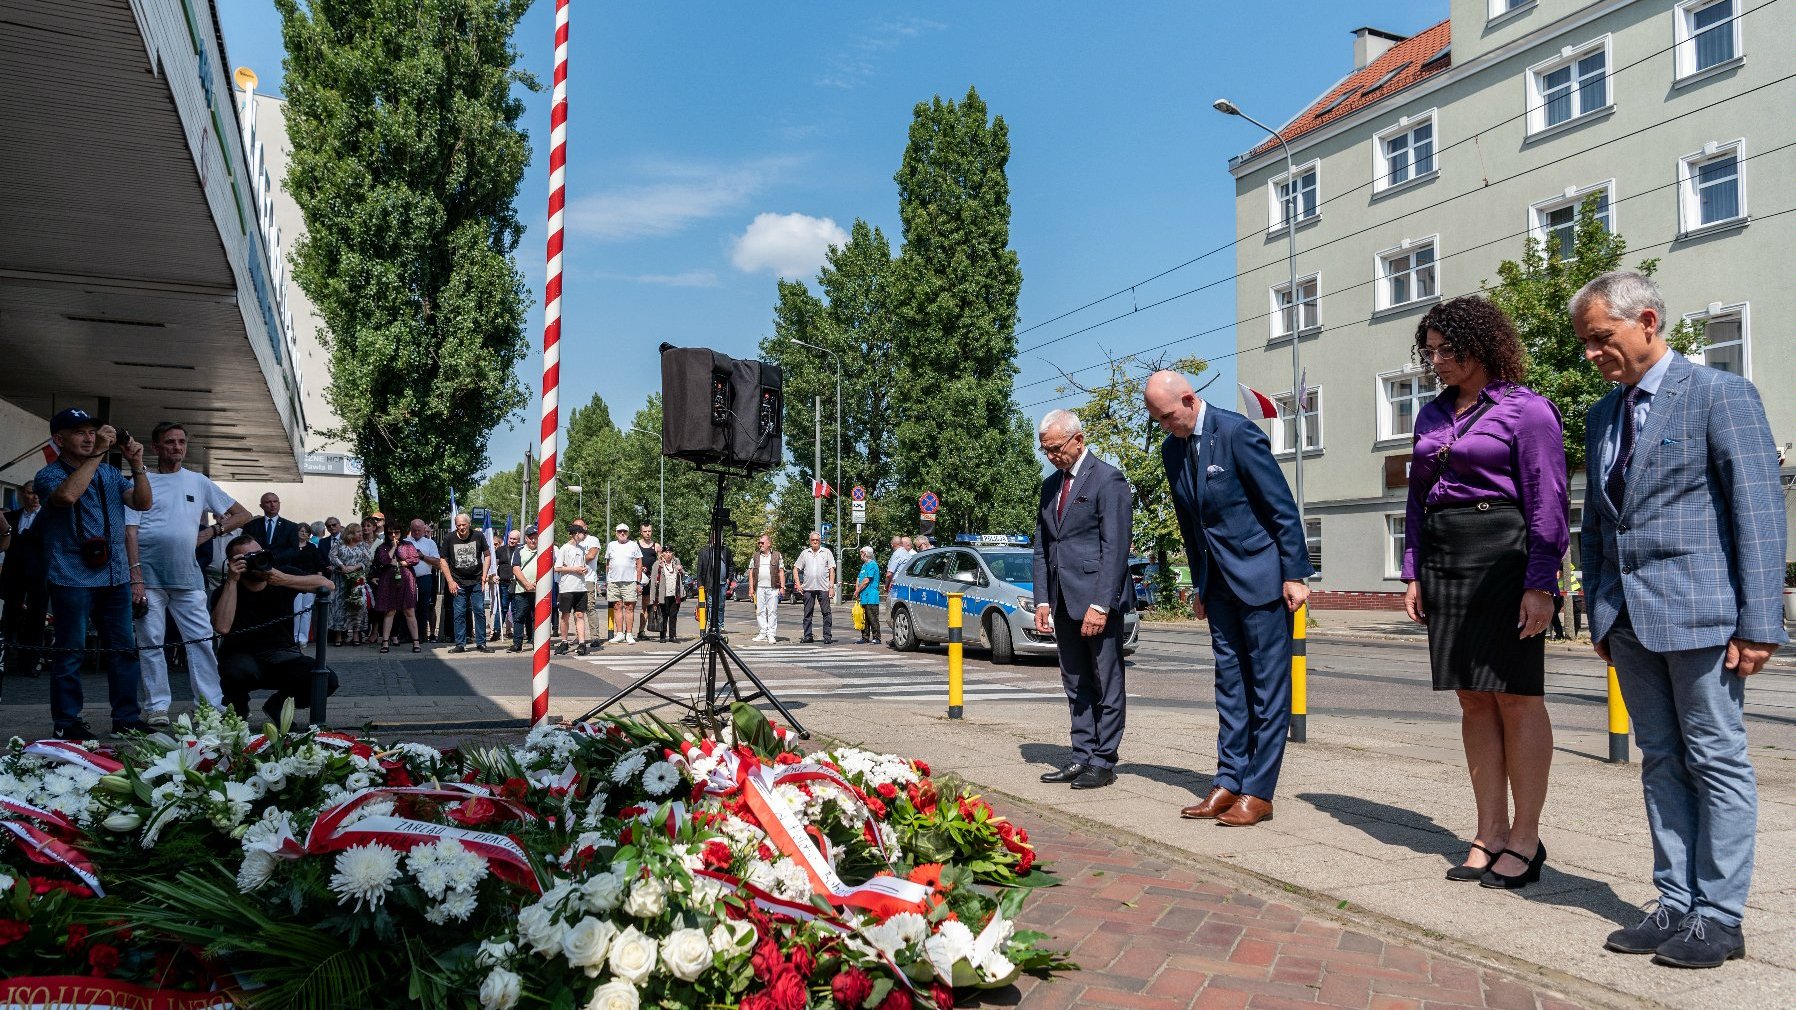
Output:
[821,523,833,535]
[851,485,867,502]
[851,501,867,524]
[470,507,491,526]
[918,491,939,521]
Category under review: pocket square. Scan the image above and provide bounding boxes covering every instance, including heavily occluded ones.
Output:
[1206,464,1226,475]
[1661,437,1682,445]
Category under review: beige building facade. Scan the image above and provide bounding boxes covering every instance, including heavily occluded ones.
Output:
[1225,0,1794,603]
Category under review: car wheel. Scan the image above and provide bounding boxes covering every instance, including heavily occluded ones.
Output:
[890,606,920,652]
[985,613,1014,665]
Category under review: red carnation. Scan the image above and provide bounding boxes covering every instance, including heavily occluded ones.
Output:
[865,796,887,819]
[876,782,898,801]
[0,920,29,945]
[87,943,121,977]
[931,981,955,1010]
[758,842,776,862]
[789,943,816,979]
[912,760,931,777]
[768,966,809,1010]
[64,923,89,951]
[877,989,914,1010]
[702,840,734,870]
[500,777,529,800]
[775,752,802,766]
[618,825,635,846]
[831,967,873,1007]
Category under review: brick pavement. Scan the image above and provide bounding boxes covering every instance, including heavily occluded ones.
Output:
[1001,812,1592,1010]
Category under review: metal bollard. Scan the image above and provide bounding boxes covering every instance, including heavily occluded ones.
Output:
[947,592,964,719]
[696,587,707,632]
[1289,600,1307,743]
[1606,664,1630,763]
[307,593,331,728]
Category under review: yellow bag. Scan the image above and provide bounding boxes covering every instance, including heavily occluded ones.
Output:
[851,602,866,631]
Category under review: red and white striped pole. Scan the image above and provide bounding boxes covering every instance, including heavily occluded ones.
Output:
[531,0,570,728]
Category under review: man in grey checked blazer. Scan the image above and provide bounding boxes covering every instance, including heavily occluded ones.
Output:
[1574,271,1787,969]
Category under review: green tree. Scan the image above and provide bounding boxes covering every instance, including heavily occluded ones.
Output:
[1056,353,1209,608]
[1484,195,1702,468]
[277,0,535,521]
[889,87,1038,538]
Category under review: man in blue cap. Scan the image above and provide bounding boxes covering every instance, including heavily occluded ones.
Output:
[33,408,154,739]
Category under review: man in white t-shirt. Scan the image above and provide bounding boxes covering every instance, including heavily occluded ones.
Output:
[605,523,643,644]
[553,522,592,655]
[124,423,253,724]
[748,534,787,643]
[793,530,836,644]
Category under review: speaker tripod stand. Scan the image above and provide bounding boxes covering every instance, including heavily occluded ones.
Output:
[575,471,809,738]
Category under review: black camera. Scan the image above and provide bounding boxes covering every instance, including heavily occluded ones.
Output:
[80,536,110,570]
[239,549,275,574]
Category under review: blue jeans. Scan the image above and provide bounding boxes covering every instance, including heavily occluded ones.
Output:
[47,582,143,732]
[1607,623,1757,926]
[494,582,512,640]
[451,585,486,646]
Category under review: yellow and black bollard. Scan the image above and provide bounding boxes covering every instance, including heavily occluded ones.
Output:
[696,587,707,633]
[1289,601,1308,743]
[947,593,964,719]
[1607,664,1630,763]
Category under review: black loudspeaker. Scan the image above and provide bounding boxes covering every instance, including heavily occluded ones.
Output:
[661,344,782,473]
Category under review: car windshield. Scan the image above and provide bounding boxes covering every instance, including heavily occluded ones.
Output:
[979,551,1033,584]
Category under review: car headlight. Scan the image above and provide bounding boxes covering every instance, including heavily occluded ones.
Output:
[1016,596,1036,612]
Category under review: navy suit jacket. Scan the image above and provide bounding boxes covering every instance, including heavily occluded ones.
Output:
[254,515,304,566]
[1581,353,1788,652]
[1162,405,1313,607]
[1032,453,1137,618]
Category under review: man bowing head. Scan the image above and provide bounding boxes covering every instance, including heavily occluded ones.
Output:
[1146,370,1312,826]
[1033,410,1136,790]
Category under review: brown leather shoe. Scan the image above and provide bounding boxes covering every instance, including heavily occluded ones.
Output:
[1215,795,1274,826]
[1180,786,1239,819]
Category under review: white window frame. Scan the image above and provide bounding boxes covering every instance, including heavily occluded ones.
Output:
[1529,180,1616,260]
[1270,386,1323,456]
[1266,161,1320,234]
[1677,139,1748,235]
[1385,514,1407,579]
[1683,300,1750,379]
[1269,272,1321,340]
[1372,110,1439,194]
[1489,0,1535,24]
[1305,519,1323,577]
[1674,0,1743,83]
[1375,365,1439,444]
[1525,36,1613,137]
[1374,236,1440,313]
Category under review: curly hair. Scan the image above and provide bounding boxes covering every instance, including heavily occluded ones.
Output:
[1413,296,1526,384]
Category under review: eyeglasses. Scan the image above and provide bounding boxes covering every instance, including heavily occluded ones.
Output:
[1420,345,1462,362]
[1039,434,1077,456]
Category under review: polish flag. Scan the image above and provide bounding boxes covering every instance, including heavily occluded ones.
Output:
[1239,384,1279,420]
[40,441,56,463]
[812,479,834,499]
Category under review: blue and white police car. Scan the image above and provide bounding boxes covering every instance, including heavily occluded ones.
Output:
[886,534,1141,662]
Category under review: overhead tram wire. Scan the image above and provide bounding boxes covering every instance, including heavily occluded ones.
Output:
[1012,0,1781,355]
[1014,64,1795,360]
[1016,203,1796,413]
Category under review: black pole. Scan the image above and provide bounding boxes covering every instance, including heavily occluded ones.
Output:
[308,592,331,727]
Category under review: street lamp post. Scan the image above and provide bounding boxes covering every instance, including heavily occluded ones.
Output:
[1214,98,1306,546]
[623,425,665,541]
[557,468,585,527]
[789,338,842,600]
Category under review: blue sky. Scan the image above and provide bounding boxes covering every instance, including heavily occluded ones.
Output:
[218,1,1448,479]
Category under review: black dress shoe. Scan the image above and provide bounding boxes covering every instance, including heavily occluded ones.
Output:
[1039,762,1087,784]
[1071,766,1117,790]
[1605,901,1685,954]
[1479,841,1546,889]
[1653,914,1745,968]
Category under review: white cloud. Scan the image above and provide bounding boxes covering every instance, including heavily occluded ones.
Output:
[567,158,793,241]
[627,270,720,288]
[729,213,849,279]
[818,17,946,88]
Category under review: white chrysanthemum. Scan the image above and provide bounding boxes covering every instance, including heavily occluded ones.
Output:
[772,782,806,811]
[718,815,764,846]
[640,760,679,796]
[340,796,397,827]
[328,843,402,911]
[770,858,811,900]
[584,979,639,1010]
[923,918,976,983]
[660,927,711,982]
[609,751,648,785]
[606,925,658,985]
[744,860,777,892]
[236,848,277,893]
[478,967,522,1010]
[433,888,479,923]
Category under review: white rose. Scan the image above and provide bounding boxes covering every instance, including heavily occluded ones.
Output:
[516,902,562,956]
[581,870,626,913]
[477,938,516,968]
[710,919,756,958]
[621,875,666,919]
[560,916,619,976]
[478,967,522,1010]
[659,927,711,982]
[606,925,658,984]
[584,980,640,1010]
[346,771,373,790]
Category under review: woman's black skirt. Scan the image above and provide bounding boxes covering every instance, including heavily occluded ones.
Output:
[1420,502,1546,695]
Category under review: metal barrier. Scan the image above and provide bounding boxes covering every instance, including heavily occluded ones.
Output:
[1289,601,1307,743]
[1607,664,1630,763]
[947,592,964,719]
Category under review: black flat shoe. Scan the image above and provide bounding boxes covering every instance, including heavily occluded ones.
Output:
[1446,842,1502,882]
[1479,842,1546,889]
[1039,761,1087,784]
[1071,766,1117,790]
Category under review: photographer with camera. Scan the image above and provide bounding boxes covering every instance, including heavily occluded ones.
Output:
[212,534,337,722]
[33,408,154,739]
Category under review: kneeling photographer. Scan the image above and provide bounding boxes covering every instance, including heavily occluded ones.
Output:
[212,535,337,721]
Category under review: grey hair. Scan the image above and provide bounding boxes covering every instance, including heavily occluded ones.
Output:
[1039,409,1082,436]
[861,545,874,559]
[1569,270,1666,336]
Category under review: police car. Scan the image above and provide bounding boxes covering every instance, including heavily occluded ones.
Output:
[886,535,1141,662]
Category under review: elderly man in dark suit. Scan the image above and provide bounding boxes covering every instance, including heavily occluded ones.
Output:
[1032,409,1136,791]
[1148,370,1312,827]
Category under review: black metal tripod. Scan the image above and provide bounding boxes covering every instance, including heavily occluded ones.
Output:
[576,470,809,738]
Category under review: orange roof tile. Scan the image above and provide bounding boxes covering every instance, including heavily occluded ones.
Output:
[1245,20,1451,162]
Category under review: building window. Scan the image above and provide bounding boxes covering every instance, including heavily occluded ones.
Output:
[1377,367,1440,440]
[1530,182,1614,260]
[1386,515,1407,578]
[1271,388,1322,454]
[1678,140,1747,233]
[1376,238,1438,311]
[1267,162,1319,231]
[1374,113,1437,192]
[1684,302,1749,377]
[1270,274,1320,339]
[1527,37,1610,134]
[1489,0,1533,20]
[1675,0,1740,80]
[1305,519,1323,576]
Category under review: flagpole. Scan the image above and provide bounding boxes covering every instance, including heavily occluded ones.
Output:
[531,0,571,729]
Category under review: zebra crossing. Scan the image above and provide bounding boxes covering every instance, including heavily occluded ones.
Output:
[580,642,1068,703]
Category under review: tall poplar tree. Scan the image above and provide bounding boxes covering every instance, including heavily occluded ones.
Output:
[277,0,534,521]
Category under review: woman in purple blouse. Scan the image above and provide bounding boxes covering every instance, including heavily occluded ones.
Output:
[1402,297,1569,890]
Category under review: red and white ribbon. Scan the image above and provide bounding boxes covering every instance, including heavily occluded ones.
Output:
[302,786,542,892]
[1,821,105,896]
[0,794,81,837]
[22,740,124,774]
[0,977,233,1009]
